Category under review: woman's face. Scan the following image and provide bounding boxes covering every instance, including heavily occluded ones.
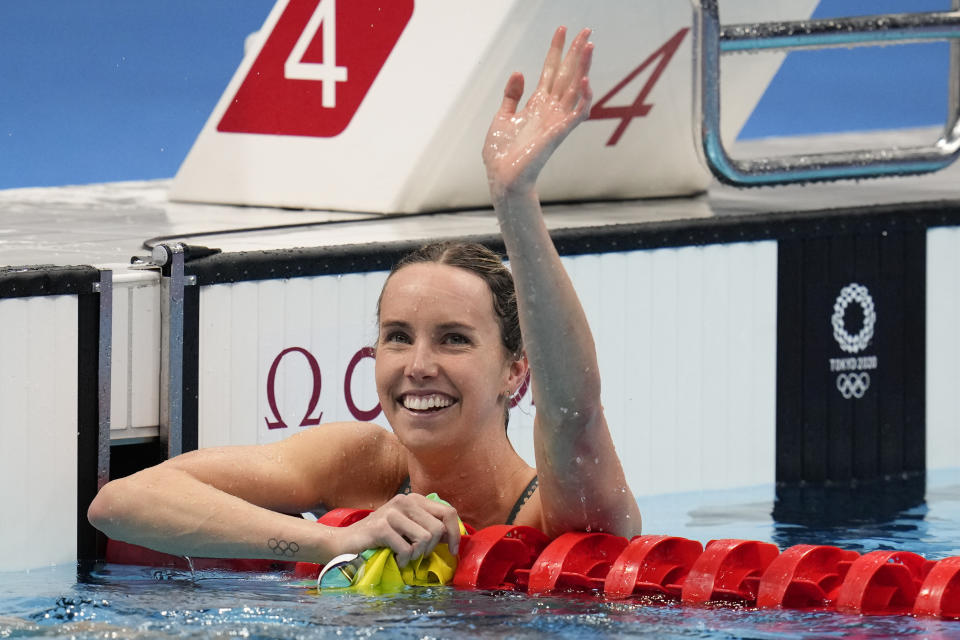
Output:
[375,263,524,453]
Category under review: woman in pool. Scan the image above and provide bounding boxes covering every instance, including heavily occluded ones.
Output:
[88,27,642,567]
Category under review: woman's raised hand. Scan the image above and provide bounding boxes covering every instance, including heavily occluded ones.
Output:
[482,26,594,200]
[340,494,461,568]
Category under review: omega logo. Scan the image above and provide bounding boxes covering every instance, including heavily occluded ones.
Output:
[344,347,380,421]
[264,346,381,428]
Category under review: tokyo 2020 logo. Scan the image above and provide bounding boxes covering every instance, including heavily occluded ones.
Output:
[831,283,875,354]
[829,283,878,400]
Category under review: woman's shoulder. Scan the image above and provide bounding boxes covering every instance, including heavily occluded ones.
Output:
[287,420,399,445]
[278,421,407,506]
[294,420,401,458]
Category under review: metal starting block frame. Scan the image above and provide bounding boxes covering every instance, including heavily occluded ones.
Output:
[696,0,960,185]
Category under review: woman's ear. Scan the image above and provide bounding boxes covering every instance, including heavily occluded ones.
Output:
[506,352,530,398]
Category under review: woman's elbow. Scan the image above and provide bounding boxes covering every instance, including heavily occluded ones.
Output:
[87,478,129,534]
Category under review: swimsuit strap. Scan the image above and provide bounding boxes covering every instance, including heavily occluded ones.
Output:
[395,473,537,525]
[505,475,538,525]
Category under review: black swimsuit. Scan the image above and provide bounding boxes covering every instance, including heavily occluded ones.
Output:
[396,475,539,526]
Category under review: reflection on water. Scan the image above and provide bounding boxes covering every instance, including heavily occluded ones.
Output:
[0,565,955,639]
[774,473,926,527]
[772,472,939,554]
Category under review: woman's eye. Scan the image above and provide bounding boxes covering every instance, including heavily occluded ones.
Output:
[383,331,410,344]
[444,333,470,345]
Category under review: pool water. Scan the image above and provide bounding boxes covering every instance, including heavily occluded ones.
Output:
[3,471,960,639]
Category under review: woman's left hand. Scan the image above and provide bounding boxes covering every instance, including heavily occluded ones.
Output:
[482,26,594,200]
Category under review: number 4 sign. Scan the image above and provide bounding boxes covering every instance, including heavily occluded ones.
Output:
[590,28,689,146]
[218,0,414,138]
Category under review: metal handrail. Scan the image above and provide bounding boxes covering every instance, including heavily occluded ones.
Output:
[694,0,960,186]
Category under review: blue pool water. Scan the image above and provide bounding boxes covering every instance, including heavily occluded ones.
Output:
[3,470,960,639]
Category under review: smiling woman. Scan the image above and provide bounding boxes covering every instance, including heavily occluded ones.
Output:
[87,26,642,571]
[378,243,523,425]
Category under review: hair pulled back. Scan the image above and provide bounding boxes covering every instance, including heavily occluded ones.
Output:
[378,241,523,359]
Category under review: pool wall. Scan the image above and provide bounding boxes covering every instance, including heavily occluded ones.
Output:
[2,203,960,572]
[175,203,956,504]
[927,225,960,472]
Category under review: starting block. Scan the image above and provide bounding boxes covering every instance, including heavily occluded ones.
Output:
[170,0,818,212]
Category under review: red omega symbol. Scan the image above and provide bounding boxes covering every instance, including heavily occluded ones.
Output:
[344,347,381,421]
[265,347,324,429]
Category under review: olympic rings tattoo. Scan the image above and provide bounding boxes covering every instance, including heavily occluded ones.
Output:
[267,538,300,557]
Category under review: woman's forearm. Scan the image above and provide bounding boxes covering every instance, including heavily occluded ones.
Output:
[494,187,602,427]
[88,466,339,563]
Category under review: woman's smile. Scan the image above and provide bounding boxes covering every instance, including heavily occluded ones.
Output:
[400,392,457,412]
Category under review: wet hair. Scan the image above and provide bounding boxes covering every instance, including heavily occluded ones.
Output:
[379,241,522,357]
[376,241,524,427]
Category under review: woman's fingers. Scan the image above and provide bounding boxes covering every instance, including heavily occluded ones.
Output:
[378,526,418,568]
[482,25,594,191]
[499,72,525,117]
[353,494,461,567]
[399,495,461,558]
[420,496,462,555]
[384,509,431,566]
[536,26,567,93]
[575,77,594,124]
[551,28,592,100]
[561,42,593,112]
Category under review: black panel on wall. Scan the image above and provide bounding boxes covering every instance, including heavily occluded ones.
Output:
[182,284,200,454]
[77,290,105,562]
[775,227,926,489]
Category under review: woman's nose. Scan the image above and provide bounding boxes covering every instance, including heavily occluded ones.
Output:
[405,342,438,379]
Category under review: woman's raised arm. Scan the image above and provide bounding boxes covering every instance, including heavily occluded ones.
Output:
[482,27,642,538]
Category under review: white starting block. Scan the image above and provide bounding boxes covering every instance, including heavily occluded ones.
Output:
[169,0,818,213]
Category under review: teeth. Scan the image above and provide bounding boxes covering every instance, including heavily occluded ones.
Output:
[403,394,453,411]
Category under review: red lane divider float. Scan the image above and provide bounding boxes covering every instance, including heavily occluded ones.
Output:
[682,539,780,605]
[603,535,703,599]
[756,544,858,610]
[915,556,960,619]
[520,532,629,595]
[106,509,960,620]
[452,525,549,590]
[835,551,933,616]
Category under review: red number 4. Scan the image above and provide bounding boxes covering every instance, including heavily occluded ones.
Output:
[589,28,690,146]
